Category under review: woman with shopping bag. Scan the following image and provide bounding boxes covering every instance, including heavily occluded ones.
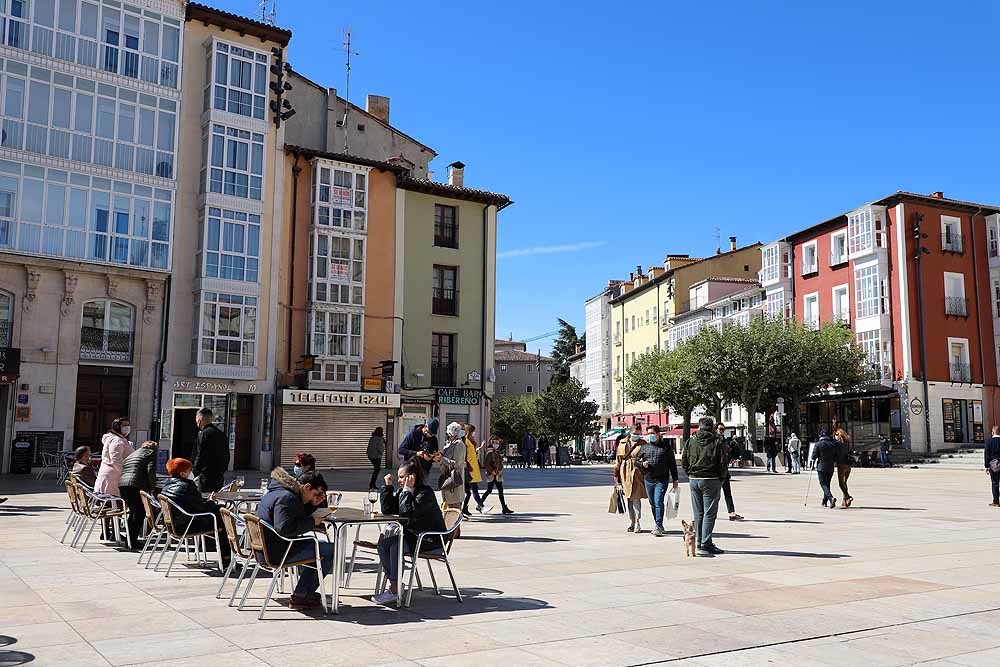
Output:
[611,426,647,532]
[635,424,680,537]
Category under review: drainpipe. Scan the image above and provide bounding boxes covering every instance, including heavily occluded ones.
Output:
[481,204,488,432]
[970,207,987,388]
[913,212,932,452]
[286,152,302,373]
[151,275,171,442]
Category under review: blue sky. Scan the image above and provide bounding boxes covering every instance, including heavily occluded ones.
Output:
[217,0,999,353]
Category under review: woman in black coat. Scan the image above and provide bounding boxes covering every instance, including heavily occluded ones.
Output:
[160,458,230,565]
[118,440,159,550]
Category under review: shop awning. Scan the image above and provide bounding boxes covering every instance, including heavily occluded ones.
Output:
[600,427,629,440]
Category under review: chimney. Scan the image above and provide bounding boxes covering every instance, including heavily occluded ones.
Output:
[629,272,634,281]
[729,236,737,251]
[448,161,465,188]
[930,191,944,199]
[365,94,390,123]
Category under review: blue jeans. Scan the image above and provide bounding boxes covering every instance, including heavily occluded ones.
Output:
[643,479,667,529]
[280,540,334,596]
[377,534,405,584]
[689,478,722,549]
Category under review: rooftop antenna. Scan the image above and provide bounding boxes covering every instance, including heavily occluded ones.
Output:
[259,0,276,26]
[336,27,362,154]
[714,225,721,254]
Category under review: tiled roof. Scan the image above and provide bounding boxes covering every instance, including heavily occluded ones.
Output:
[496,349,553,362]
[186,3,291,45]
[284,145,409,173]
[401,177,512,210]
[702,277,759,284]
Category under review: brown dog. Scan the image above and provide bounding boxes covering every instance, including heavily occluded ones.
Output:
[681,519,697,557]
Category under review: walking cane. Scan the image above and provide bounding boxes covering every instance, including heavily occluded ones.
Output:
[802,470,814,507]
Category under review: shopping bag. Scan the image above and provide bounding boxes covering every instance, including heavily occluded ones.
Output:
[665,487,680,520]
[608,485,625,514]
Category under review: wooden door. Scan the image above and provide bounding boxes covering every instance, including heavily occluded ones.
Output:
[234,395,254,469]
[74,369,131,451]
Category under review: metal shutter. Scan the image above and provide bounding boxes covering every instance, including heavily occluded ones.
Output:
[281,407,388,469]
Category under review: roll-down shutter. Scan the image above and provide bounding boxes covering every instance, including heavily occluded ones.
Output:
[281,407,387,469]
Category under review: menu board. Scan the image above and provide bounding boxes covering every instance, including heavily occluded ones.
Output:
[9,437,33,473]
[16,431,65,465]
[974,399,985,443]
[942,399,958,443]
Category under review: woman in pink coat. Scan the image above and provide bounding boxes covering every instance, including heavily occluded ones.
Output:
[94,417,134,497]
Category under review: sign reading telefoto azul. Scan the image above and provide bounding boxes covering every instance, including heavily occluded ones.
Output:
[282,389,401,409]
[436,388,480,405]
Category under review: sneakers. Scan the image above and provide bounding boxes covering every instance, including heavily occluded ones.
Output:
[634,522,641,533]
[372,591,397,605]
[703,543,725,555]
[288,592,323,609]
[696,548,714,557]
[626,524,635,533]
[829,498,838,510]
[653,526,665,537]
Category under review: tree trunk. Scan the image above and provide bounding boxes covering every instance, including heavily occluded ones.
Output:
[682,409,693,442]
[745,401,758,453]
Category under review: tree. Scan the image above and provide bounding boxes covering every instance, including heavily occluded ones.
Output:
[491,395,538,446]
[550,318,582,385]
[536,378,600,445]
[625,343,706,440]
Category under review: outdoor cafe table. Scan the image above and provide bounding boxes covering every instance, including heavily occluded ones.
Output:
[322,508,405,613]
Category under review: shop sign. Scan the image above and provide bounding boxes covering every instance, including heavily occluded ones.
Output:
[363,377,383,391]
[173,379,258,393]
[436,388,480,406]
[0,347,20,383]
[282,389,401,409]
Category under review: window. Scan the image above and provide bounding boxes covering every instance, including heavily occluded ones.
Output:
[0,290,11,345]
[311,232,364,305]
[313,165,367,232]
[830,230,848,265]
[990,223,999,258]
[941,216,963,253]
[432,333,455,386]
[765,290,784,320]
[631,315,635,329]
[948,338,971,382]
[202,207,260,282]
[432,265,458,316]
[546,364,553,372]
[434,204,457,248]
[210,41,267,120]
[857,330,881,370]
[310,310,362,358]
[993,277,1000,318]
[623,317,628,333]
[848,207,873,255]
[500,364,507,372]
[526,385,533,394]
[803,292,819,329]
[80,299,133,362]
[197,292,257,367]
[832,284,850,324]
[500,385,506,393]
[309,360,360,385]
[854,264,880,319]
[944,272,967,316]
[723,407,733,421]
[653,305,658,322]
[645,309,650,325]
[760,244,780,283]
[207,124,263,200]
[801,241,818,275]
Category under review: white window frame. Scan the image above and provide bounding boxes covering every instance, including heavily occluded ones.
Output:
[760,244,779,283]
[947,336,971,382]
[801,240,818,275]
[500,385,506,393]
[830,229,848,265]
[310,360,361,386]
[310,309,363,359]
[854,262,880,319]
[848,207,874,256]
[80,298,134,362]
[526,385,533,394]
[206,124,264,200]
[499,363,507,371]
[197,292,257,367]
[765,289,784,320]
[992,275,1000,318]
[802,291,819,329]
[201,206,260,283]
[208,39,268,121]
[856,330,881,370]
[832,283,850,324]
[0,288,12,346]
[941,215,962,253]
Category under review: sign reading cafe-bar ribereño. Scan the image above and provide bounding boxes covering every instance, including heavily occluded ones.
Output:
[282,389,401,409]
[436,388,480,406]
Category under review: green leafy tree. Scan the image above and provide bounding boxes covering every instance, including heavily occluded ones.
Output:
[536,378,600,445]
[625,343,706,440]
[550,318,582,385]
[491,395,538,446]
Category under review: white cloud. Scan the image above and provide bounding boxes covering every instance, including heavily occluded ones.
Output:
[497,241,606,259]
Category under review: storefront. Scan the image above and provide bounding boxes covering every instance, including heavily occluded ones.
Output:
[798,388,902,451]
[277,389,401,469]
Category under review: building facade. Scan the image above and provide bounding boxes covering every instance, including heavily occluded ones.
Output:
[495,339,553,398]
[0,0,185,472]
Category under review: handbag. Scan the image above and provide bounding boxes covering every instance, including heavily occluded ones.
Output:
[608,485,625,514]
[990,458,1000,474]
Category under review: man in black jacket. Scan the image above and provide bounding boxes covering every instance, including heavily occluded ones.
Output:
[193,408,229,492]
[636,424,680,537]
[986,426,1000,507]
[256,468,331,609]
[812,430,838,508]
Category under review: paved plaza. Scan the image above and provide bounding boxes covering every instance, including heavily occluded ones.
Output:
[2,464,1000,666]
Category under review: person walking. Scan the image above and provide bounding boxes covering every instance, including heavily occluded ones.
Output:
[636,425,679,536]
[787,433,802,474]
[879,434,892,468]
[682,417,728,556]
[539,433,552,468]
[462,424,485,516]
[95,417,134,497]
[716,423,744,521]
[479,438,514,514]
[439,422,467,511]
[614,425,647,533]
[367,427,386,490]
[521,431,537,469]
[192,408,229,493]
[833,425,854,508]
[118,440,159,551]
[764,436,778,473]
[813,430,838,508]
[986,426,1000,507]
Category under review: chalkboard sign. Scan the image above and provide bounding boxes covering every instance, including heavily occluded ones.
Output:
[16,431,65,465]
[556,446,571,466]
[9,437,33,473]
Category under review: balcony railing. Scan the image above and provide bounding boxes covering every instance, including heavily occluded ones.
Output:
[945,296,968,317]
[432,365,456,387]
[80,327,133,363]
[833,310,850,325]
[801,261,818,276]
[942,233,964,253]
[432,288,458,316]
[829,250,848,266]
[433,224,458,249]
[949,362,972,383]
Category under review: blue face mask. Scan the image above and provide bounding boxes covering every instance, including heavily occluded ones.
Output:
[630,434,641,442]
[647,435,658,443]
[459,429,466,439]
[293,465,302,477]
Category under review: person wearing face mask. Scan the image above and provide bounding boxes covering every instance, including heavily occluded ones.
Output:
[95,417,135,498]
[192,408,230,493]
[439,422,467,511]
[613,425,647,533]
[160,458,231,568]
[635,424,679,537]
[293,452,316,478]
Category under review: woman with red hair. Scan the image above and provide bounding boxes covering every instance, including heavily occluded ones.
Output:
[160,458,230,566]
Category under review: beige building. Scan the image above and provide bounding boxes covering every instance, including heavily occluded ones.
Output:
[157,5,291,471]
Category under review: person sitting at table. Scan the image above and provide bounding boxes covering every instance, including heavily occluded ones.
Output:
[256,467,333,610]
[293,452,316,478]
[373,458,447,605]
[71,446,98,487]
[160,458,231,568]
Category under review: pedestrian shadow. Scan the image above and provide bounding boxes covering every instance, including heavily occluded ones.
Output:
[458,536,568,544]
[710,533,770,539]
[0,504,62,513]
[474,512,568,524]
[723,550,849,558]
[742,519,824,525]
[851,506,926,511]
[0,637,34,667]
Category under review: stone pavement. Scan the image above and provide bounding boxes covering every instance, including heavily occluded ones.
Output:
[2,464,1000,666]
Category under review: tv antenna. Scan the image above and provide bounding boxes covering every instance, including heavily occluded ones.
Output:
[259,0,276,26]
[714,226,721,254]
[336,27,363,154]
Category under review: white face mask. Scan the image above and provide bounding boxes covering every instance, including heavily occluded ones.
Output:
[184,471,195,480]
[121,426,131,437]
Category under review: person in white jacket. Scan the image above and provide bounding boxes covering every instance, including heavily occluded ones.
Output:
[94,417,134,497]
[787,433,802,474]
[439,422,467,510]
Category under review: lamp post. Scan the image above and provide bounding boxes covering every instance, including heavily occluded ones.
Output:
[913,213,932,453]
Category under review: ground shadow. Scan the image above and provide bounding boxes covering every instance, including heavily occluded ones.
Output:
[0,651,35,666]
[710,533,769,539]
[457,536,568,544]
[851,506,926,511]
[742,519,824,525]
[0,505,62,513]
[473,512,569,524]
[723,550,849,558]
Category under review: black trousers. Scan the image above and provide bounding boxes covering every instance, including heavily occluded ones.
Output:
[119,486,147,550]
[462,482,484,512]
[818,469,835,505]
[368,457,382,490]
[480,479,509,509]
[184,511,231,561]
[990,469,1000,504]
[722,475,735,514]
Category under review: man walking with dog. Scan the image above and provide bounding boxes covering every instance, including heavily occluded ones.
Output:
[682,417,729,556]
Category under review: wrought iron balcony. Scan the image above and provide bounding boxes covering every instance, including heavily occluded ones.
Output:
[945,296,968,317]
[942,233,963,253]
[432,288,458,316]
[432,365,456,387]
[949,362,971,383]
[80,327,133,363]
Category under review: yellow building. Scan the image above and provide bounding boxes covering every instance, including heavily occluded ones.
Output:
[610,242,762,431]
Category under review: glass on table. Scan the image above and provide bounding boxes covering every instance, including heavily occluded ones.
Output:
[236,475,245,489]
[260,477,268,492]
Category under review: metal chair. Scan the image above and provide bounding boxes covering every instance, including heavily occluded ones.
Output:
[225,479,240,492]
[60,480,85,544]
[35,452,61,480]
[137,491,166,568]
[155,494,224,576]
[240,514,328,620]
[70,483,126,551]
[216,507,255,606]
[393,509,463,607]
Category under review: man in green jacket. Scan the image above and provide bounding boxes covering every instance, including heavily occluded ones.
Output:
[681,416,729,556]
